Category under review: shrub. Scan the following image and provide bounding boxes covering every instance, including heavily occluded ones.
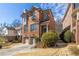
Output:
[34,36,43,48]
[64,30,73,43]
[0,36,5,49]
[41,31,59,47]
[34,36,39,44]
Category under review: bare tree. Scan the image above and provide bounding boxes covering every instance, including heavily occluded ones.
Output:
[11,19,21,28]
[55,19,62,34]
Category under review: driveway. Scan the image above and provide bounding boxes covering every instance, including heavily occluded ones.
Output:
[0,43,35,56]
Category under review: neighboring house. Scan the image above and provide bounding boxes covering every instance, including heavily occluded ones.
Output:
[62,3,79,44]
[21,6,55,44]
[2,26,16,42]
[0,27,4,36]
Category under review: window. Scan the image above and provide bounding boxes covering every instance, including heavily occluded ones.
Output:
[24,16,27,25]
[74,3,79,9]
[44,13,48,20]
[32,12,36,19]
[30,24,36,31]
[24,25,28,32]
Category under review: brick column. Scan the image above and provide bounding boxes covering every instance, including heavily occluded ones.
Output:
[22,17,25,44]
[76,21,79,44]
[37,21,40,38]
[76,12,79,44]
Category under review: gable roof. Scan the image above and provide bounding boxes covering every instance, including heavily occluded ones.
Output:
[5,26,15,30]
[39,9,53,23]
[21,6,54,24]
[15,26,22,30]
[21,6,41,17]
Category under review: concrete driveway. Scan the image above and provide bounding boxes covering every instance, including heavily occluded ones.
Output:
[0,43,35,56]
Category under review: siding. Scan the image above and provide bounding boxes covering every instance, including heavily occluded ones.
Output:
[62,4,73,30]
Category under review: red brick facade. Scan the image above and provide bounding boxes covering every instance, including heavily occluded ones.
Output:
[21,7,55,44]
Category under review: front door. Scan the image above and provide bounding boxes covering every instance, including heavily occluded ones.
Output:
[25,39,29,45]
[23,37,29,45]
[41,25,48,35]
[29,37,35,45]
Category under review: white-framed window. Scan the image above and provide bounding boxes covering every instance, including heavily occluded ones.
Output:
[32,12,36,19]
[24,25,28,32]
[74,3,79,9]
[44,13,48,20]
[30,23,37,31]
[24,16,27,25]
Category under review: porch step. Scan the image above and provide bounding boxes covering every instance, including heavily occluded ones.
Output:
[56,39,67,48]
[57,39,64,43]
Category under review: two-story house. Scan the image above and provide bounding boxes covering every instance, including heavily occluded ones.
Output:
[62,3,79,44]
[21,6,55,44]
[2,26,16,42]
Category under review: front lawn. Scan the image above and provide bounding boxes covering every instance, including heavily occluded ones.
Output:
[15,43,78,56]
[15,48,59,56]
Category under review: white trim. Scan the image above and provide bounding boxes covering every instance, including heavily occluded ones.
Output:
[46,24,48,32]
[77,12,79,20]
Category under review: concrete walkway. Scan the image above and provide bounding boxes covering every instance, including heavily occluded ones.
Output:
[0,43,35,56]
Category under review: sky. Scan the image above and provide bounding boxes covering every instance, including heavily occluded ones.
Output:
[0,3,68,25]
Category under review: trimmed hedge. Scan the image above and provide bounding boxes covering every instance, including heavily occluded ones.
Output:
[41,31,59,47]
[64,30,73,43]
[34,36,39,44]
[0,37,5,44]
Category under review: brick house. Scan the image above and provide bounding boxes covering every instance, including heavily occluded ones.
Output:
[21,6,55,44]
[62,3,79,44]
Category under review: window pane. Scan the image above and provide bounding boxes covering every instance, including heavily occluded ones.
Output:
[44,13,48,20]
[74,3,79,9]
[24,25,28,32]
[30,24,36,31]
[32,12,36,19]
[24,16,27,24]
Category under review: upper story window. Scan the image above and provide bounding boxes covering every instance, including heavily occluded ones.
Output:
[24,16,27,25]
[24,25,28,32]
[30,23,36,31]
[32,12,36,19]
[44,13,48,20]
[73,3,79,9]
